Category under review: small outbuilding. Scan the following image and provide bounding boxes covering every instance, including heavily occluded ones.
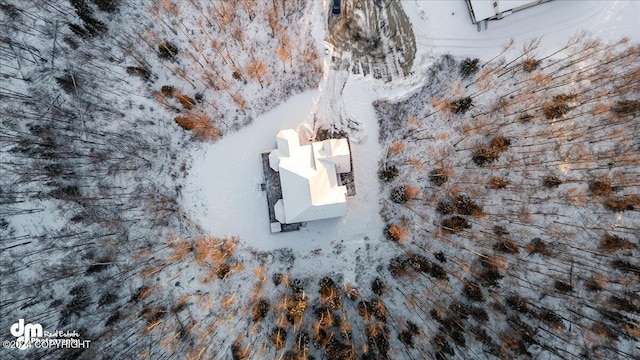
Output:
[267,129,351,225]
[466,0,551,30]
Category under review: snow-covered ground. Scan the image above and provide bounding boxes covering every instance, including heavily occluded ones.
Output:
[404,0,640,65]
[3,0,639,358]
[178,1,639,358]
[183,0,639,272]
[182,75,398,284]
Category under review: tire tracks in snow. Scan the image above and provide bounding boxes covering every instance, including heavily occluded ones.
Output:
[415,1,608,54]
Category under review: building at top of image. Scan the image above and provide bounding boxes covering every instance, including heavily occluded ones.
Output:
[467,0,552,30]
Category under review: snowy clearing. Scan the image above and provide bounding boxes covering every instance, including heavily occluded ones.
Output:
[182,76,395,284]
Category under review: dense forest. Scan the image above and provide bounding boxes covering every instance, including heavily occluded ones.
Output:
[1,1,638,359]
[375,35,640,359]
[1,0,320,358]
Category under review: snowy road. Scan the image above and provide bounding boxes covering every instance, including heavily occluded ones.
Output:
[403,0,640,62]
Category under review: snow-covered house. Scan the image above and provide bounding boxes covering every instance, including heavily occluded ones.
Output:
[466,0,551,29]
[268,129,351,225]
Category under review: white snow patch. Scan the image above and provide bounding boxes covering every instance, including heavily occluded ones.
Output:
[403,0,640,61]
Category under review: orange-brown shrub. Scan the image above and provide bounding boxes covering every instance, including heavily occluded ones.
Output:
[175,116,195,130]
[487,176,509,189]
[385,224,408,242]
[599,234,636,252]
[405,186,420,200]
[588,178,613,196]
[388,141,405,155]
[177,94,196,110]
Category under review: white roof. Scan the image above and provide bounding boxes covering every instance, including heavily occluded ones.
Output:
[270,222,282,233]
[469,0,496,21]
[469,0,542,22]
[268,129,351,224]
